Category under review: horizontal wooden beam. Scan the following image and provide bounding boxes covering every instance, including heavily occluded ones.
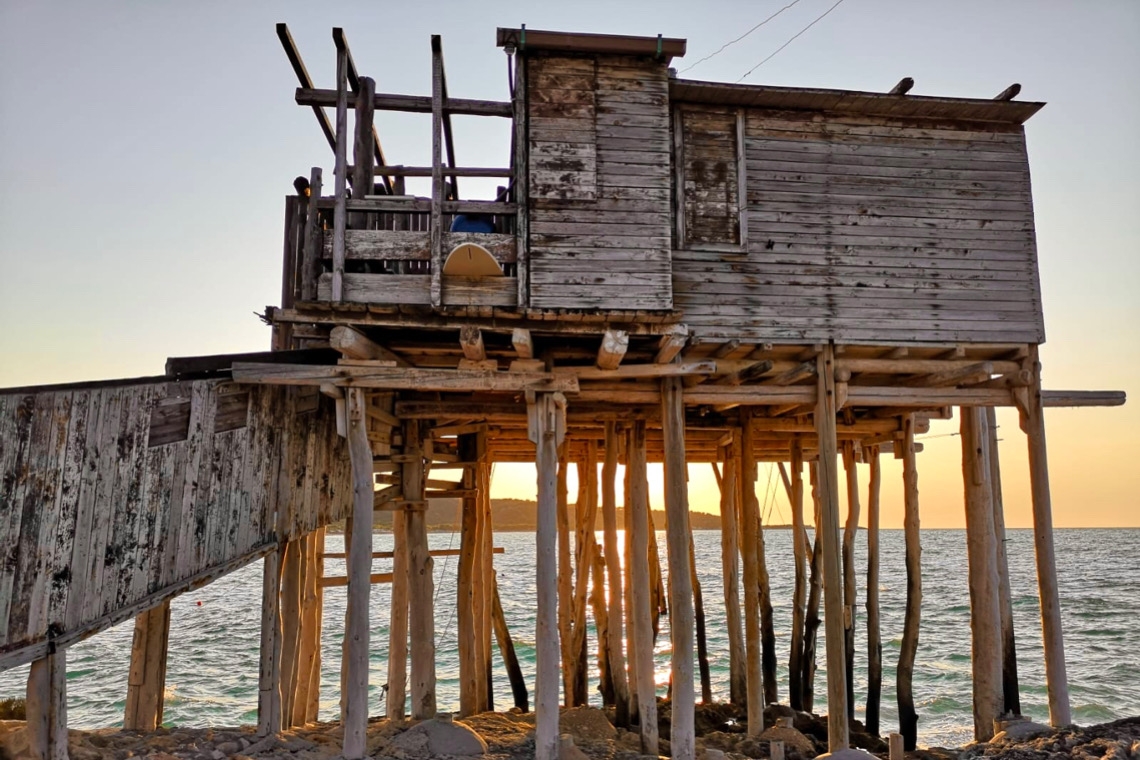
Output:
[555,361,715,381]
[232,362,578,393]
[320,548,505,560]
[315,198,517,214]
[838,358,1022,375]
[1041,390,1126,407]
[320,572,394,588]
[297,87,513,116]
[364,165,513,178]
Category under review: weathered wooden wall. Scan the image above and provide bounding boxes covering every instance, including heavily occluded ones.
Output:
[671,107,1045,344]
[526,53,674,310]
[0,378,348,669]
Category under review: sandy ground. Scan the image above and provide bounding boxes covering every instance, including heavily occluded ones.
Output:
[0,705,1137,760]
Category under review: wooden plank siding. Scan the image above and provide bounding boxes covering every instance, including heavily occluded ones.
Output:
[671,105,1045,344]
[0,378,349,670]
[527,54,674,311]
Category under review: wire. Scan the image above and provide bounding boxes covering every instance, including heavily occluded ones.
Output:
[680,0,806,74]
[737,0,849,82]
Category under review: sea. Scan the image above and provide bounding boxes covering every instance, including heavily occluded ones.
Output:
[1,528,1137,749]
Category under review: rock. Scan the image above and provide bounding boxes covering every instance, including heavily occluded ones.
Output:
[560,706,617,743]
[214,740,240,755]
[759,724,815,755]
[559,733,591,760]
[703,750,728,760]
[989,720,1052,743]
[388,717,488,757]
[764,704,797,722]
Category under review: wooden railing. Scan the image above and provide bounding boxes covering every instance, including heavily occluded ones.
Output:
[280,28,524,311]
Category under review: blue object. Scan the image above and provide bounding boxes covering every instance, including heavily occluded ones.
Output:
[450,214,495,233]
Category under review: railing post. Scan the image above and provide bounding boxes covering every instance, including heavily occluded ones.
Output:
[512,53,528,308]
[331,41,349,303]
[300,168,322,302]
[430,36,444,307]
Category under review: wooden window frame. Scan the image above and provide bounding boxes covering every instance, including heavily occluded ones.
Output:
[674,106,748,253]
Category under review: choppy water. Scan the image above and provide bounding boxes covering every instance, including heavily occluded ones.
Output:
[1,528,1137,748]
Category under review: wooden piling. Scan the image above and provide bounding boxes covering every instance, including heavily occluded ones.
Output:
[662,377,696,759]
[802,462,823,715]
[343,388,375,759]
[1020,347,1072,727]
[866,446,883,736]
[623,447,640,719]
[404,419,436,720]
[787,440,807,711]
[387,508,409,719]
[591,548,615,707]
[718,439,746,706]
[556,443,575,706]
[303,528,324,723]
[257,544,284,735]
[279,539,303,724]
[815,345,850,752]
[897,414,922,751]
[124,600,171,731]
[961,407,1003,742]
[690,531,713,704]
[480,457,495,711]
[491,573,529,711]
[26,651,68,760]
[841,441,861,722]
[529,391,566,760]
[571,446,600,707]
[629,420,659,756]
[458,434,480,717]
[987,406,1021,715]
[602,422,631,724]
[738,412,764,735]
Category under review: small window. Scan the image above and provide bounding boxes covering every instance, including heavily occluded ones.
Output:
[676,106,747,251]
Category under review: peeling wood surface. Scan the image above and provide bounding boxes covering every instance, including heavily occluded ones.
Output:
[0,379,349,670]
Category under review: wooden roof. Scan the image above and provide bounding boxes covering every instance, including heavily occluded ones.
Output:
[496,27,686,62]
[670,78,1045,124]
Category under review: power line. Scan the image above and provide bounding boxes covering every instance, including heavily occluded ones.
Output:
[737,0,849,82]
[680,0,805,74]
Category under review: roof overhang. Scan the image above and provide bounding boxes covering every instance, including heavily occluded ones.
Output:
[496,27,686,62]
[670,78,1044,124]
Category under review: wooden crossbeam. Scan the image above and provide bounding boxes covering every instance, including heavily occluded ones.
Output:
[332,27,392,193]
[715,360,774,386]
[555,361,714,380]
[654,324,689,364]
[320,548,505,560]
[512,328,534,359]
[596,330,629,371]
[231,363,578,392]
[902,361,994,388]
[320,572,394,589]
[276,24,335,152]
[296,88,513,117]
[330,327,410,366]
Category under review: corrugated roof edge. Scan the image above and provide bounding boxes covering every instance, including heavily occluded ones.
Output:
[671,78,1045,124]
[496,27,686,62]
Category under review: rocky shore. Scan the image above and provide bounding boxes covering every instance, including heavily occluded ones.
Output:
[1,704,1136,760]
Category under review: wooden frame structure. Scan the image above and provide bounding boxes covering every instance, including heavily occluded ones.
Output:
[0,23,1126,760]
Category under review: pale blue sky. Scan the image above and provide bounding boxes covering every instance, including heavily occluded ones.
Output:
[1,1,1137,526]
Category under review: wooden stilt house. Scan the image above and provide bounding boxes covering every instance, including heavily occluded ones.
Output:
[0,24,1125,760]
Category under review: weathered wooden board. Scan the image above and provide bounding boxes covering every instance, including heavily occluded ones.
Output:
[0,378,349,670]
[672,103,1044,344]
[526,53,673,311]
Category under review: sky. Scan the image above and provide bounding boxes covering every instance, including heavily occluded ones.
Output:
[0,1,1137,529]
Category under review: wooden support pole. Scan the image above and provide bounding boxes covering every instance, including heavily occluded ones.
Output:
[124,600,171,731]
[689,531,713,704]
[257,544,284,735]
[961,406,1004,741]
[404,419,437,719]
[492,573,529,711]
[480,455,495,711]
[279,539,303,725]
[350,76,376,223]
[26,651,68,760]
[802,463,823,714]
[304,529,325,724]
[571,446,599,707]
[429,36,444,307]
[597,329,630,370]
[866,447,883,736]
[1019,349,1071,727]
[300,167,323,302]
[987,406,1021,716]
[387,508,410,719]
[662,377,696,759]
[718,440,746,707]
[556,442,575,707]
[591,548,615,708]
[788,440,807,711]
[343,388,374,758]
[529,391,566,760]
[815,345,851,752]
[897,414,922,751]
[648,506,666,640]
[628,420,659,756]
[458,433,479,717]
[841,441,861,723]
[602,422,631,724]
[331,43,349,302]
[738,413,764,735]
